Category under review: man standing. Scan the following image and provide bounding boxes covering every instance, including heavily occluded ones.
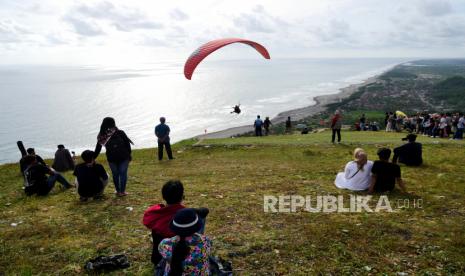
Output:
[331,111,342,143]
[453,113,464,140]
[359,114,366,131]
[285,116,292,134]
[155,117,173,160]
[264,117,272,136]
[393,134,423,166]
[254,115,263,137]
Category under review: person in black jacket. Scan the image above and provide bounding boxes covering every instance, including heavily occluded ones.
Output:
[393,134,423,166]
[20,148,46,174]
[52,145,75,172]
[94,117,133,197]
[74,150,108,201]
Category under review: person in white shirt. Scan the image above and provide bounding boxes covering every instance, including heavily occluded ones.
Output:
[335,148,373,191]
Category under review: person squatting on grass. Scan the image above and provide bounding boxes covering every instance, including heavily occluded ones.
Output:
[22,155,72,196]
[369,148,406,194]
[94,117,133,197]
[158,208,212,276]
[142,180,209,269]
[335,148,373,191]
[73,150,109,202]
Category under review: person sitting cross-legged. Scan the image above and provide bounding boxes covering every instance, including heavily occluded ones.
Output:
[73,150,109,201]
[369,148,407,193]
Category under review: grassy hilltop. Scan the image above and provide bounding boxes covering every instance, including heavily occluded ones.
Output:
[1,131,464,275]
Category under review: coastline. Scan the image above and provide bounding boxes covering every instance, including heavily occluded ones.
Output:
[195,75,381,139]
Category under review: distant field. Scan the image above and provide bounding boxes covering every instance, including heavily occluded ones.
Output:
[1,131,464,275]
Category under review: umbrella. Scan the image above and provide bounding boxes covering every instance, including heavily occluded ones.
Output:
[396,110,407,117]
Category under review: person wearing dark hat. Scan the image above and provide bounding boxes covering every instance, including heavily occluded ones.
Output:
[52,144,75,172]
[155,117,174,161]
[142,180,209,267]
[369,148,406,193]
[73,150,108,201]
[158,208,211,276]
[393,134,423,166]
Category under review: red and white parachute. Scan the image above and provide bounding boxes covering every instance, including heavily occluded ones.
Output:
[184,38,270,80]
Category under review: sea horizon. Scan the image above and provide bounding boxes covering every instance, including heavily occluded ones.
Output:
[0,57,407,164]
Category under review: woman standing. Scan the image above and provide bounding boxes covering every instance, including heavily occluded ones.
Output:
[94,117,133,196]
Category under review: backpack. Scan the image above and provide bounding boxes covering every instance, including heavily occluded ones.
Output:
[255,119,263,128]
[105,131,131,163]
[23,166,37,196]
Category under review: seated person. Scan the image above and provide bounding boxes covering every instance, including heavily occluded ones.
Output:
[369,148,406,193]
[335,148,373,191]
[158,208,211,276]
[52,144,75,172]
[393,134,422,166]
[142,180,208,266]
[20,148,46,174]
[73,150,108,201]
[23,155,72,196]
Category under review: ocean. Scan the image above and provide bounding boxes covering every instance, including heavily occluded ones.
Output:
[0,58,406,164]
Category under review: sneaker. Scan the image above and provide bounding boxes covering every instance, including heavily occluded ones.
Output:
[121,192,128,196]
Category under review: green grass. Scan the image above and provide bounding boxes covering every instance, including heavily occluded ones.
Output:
[1,130,464,275]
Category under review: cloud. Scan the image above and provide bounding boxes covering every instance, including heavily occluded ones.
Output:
[170,8,189,21]
[72,1,163,32]
[233,5,287,33]
[63,15,105,36]
[418,0,452,17]
[0,20,30,43]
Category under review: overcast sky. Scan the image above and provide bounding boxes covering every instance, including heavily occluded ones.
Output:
[1,0,464,65]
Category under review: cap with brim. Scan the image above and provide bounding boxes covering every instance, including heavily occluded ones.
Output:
[170,208,202,237]
[402,134,417,141]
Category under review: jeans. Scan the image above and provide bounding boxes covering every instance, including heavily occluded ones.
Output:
[158,141,173,160]
[454,128,464,139]
[332,129,341,143]
[255,127,262,136]
[109,159,129,193]
[41,173,71,195]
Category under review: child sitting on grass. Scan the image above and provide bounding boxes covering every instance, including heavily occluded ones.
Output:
[158,208,212,276]
[142,180,208,267]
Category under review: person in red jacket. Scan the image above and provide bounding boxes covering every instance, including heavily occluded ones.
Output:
[142,180,208,267]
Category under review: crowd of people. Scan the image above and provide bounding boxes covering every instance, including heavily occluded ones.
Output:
[16,109,455,274]
[384,111,464,140]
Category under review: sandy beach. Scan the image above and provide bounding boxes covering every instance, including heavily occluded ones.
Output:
[196,75,379,139]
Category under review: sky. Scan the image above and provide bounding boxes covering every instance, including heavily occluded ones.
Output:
[1,0,464,65]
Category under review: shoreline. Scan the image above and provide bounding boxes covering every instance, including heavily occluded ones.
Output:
[195,74,382,139]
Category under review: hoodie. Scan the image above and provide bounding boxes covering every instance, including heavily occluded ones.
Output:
[142,203,185,238]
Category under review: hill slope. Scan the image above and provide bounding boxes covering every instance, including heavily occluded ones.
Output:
[1,131,464,275]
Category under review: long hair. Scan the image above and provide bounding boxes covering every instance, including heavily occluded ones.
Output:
[99,117,116,136]
[353,148,367,171]
[169,236,191,276]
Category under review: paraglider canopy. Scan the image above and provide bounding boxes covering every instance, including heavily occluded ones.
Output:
[184,38,270,80]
